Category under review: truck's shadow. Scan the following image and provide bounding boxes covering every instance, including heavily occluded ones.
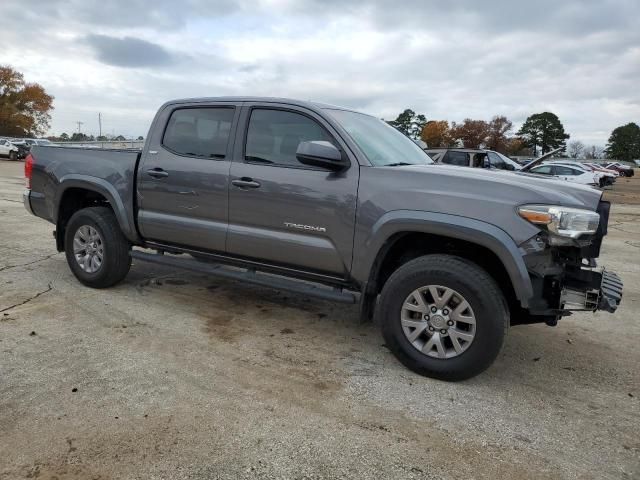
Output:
[121,263,629,391]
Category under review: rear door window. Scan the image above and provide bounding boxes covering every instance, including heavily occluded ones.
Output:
[553,166,576,176]
[442,151,469,166]
[163,107,235,158]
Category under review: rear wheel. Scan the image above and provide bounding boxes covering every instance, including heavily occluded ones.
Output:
[64,207,131,288]
[378,254,508,381]
[9,151,17,161]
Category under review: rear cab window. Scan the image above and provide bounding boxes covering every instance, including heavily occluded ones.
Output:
[163,107,235,158]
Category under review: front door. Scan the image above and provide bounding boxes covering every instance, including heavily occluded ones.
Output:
[227,105,359,277]
[137,103,240,252]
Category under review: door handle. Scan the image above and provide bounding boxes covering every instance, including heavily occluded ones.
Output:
[232,178,261,189]
[146,168,169,178]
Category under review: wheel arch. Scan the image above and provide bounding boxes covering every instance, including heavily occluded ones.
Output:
[54,176,138,250]
[355,211,533,309]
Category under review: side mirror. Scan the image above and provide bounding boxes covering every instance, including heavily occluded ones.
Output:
[296,141,349,171]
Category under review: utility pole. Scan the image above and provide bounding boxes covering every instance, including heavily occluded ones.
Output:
[76,121,84,134]
[98,113,103,147]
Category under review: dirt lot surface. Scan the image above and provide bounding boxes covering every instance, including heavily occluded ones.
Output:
[603,172,640,205]
[1,160,638,479]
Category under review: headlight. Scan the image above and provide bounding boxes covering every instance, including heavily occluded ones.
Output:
[518,205,599,239]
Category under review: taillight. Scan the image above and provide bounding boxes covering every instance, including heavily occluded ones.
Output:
[25,153,33,189]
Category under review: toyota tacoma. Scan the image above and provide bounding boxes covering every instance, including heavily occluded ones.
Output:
[23,97,623,380]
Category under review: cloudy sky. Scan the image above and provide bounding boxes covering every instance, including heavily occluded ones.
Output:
[1,0,639,145]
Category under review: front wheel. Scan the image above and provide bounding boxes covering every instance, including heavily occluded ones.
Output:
[378,254,508,381]
[9,151,17,161]
[64,207,131,288]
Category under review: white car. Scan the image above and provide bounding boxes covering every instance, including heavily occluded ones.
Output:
[527,163,599,186]
[0,139,19,160]
[546,160,615,187]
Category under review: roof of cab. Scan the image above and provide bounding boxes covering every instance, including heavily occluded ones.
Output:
[161,96,363,114]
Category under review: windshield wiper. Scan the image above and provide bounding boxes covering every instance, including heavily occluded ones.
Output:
[384,162,413,167]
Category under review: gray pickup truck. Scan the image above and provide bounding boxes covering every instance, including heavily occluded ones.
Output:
[23,97,623,380]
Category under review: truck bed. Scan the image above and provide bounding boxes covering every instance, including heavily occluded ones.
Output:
[26,145,142,241]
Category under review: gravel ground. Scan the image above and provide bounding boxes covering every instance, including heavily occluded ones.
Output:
[0,160,638,479]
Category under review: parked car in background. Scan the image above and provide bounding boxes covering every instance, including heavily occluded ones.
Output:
[6,139,30,159]
[604,162,634,177]
[584,162,620,177]
[15,138,56,148]
[633,160,640,167]
[425,148,521,171]
[0,139,19,160]
[526,163,599,186]
[546,161,615,187]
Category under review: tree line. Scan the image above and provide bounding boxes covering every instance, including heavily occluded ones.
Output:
[1,65,638,161]
[388,109,640,161]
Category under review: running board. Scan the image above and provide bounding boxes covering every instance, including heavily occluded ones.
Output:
[130,250,357,304]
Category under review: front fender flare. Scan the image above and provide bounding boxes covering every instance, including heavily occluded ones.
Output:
[353,210,533,308]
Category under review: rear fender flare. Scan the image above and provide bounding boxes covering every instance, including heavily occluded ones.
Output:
[54,175,138,243]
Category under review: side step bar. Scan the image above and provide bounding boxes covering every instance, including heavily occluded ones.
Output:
[130,250,357,304]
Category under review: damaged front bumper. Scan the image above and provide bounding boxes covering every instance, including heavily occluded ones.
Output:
[560,269,623,313]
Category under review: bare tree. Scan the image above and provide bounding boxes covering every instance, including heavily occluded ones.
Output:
[567,140,585,159]
[584,145,605,159]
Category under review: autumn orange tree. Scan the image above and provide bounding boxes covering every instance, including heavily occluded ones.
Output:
[421,120,457,147]
[0,65,54,137]
[451,119,489,148]
[485,116,513,152]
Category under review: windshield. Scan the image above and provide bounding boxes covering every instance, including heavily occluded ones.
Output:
[326,109,433,166]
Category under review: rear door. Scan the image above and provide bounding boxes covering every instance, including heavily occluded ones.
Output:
[137,102,240,251]
[226,104,359,276]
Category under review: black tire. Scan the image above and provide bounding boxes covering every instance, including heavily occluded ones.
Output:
[378,254,508,381]
[9,151,17,161]
[64,207,131,288]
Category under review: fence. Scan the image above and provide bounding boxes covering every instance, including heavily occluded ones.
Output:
[54,140,145,149]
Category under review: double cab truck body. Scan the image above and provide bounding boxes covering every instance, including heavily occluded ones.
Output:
[24,97,623,380]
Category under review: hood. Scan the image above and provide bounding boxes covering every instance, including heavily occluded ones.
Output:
[385,163,603,211]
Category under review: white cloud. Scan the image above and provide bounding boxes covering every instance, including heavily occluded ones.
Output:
[1,0,638,145]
